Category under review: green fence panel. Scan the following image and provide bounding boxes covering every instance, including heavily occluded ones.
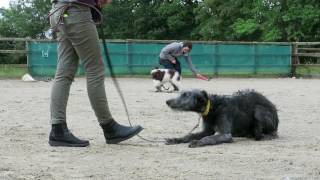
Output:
[27,40,291,77]
[100,42,129,75]
[124,42,164,75]
[28,41,57,77]
[255,45,292,74]
[217,44,256,75]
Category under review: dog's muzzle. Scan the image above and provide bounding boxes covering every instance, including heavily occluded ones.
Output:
[166,99,174,107]
[166,99,184,110]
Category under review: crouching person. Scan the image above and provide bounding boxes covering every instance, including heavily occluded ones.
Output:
[159,41,207,91]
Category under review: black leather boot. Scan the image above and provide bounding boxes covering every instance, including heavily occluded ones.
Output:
[100,120,143,144]
[49,123,89,147]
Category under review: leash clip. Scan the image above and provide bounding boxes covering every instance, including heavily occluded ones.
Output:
[44,28,57,40]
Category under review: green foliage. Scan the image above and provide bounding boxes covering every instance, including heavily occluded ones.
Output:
[0,64,27,78]
[156,0,198,40]
[193,0,320,41]
[0,0,51,38]
[100,1,135,39]
[0,40,26,64]
[281,2,320,41]
[232,19,260,40]
[0,0,319,42]
[101,0,198,40]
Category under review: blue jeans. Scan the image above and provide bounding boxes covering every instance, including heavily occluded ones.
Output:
[159,58,181,75]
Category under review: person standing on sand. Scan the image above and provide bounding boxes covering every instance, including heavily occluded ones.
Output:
[48,0,143,147]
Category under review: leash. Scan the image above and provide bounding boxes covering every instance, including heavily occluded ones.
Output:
[47,1,202,143]
[99,26,204,143]
[188,115,201,134]
[48,1,164,143]
[46,1,103,40]
[98,26,167,143]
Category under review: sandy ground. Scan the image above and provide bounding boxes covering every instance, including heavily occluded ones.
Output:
[0,77,320,180]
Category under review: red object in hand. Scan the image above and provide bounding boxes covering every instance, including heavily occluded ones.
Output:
[197,74,210,81]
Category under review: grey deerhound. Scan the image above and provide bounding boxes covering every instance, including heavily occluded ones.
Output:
[165,89,279,148]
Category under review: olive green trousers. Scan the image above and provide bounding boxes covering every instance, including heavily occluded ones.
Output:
[50,2,113,125]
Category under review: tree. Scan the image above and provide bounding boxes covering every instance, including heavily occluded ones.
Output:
[193,0,320,41]
[280,0,320,41]
[101,0,199,40]
[156,0,199,40]
[0,0,51,38]
[0,0,319,41]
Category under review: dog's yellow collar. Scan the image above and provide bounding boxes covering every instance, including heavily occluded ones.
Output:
[201,100,211,117]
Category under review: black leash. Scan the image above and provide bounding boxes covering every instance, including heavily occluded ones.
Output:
[98,26,167,143]
[47,2,201,143]
[98,27,202,143]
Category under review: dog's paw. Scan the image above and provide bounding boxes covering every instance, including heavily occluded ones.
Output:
[165,138,181,145]
[188,140,203,148]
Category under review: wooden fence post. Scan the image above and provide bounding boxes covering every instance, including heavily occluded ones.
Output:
[291,42,299,77]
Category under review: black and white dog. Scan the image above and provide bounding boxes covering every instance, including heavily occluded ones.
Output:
[165,89,279,148]
[150,68,181,92]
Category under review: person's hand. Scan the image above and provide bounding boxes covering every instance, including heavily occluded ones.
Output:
[171,59,176,64]
[98,0,112,7]
[196,74,210,81]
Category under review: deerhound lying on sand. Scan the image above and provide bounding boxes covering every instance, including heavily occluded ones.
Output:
[165,89,279,148]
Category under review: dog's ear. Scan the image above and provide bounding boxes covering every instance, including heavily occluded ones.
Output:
[195,90,209,106]
[201,90,208,100]
[152,70,165,81]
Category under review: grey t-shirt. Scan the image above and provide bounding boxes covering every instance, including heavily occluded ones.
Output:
[159,42,198,75]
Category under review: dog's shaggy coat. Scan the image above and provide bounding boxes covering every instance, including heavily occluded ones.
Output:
[166,89,279,148]
[151,68,181,92]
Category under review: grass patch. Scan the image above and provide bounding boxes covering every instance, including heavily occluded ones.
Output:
[2,64,320,79]
[0,64,28,78]
[295,65,320,78]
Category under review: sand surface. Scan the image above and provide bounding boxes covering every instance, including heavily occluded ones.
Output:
[0,77,320,180]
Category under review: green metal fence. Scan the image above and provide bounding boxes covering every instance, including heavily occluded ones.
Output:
[27,40,291,77]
